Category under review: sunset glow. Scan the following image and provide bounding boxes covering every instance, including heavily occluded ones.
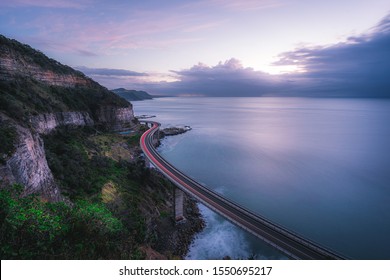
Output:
[1,0,389,96]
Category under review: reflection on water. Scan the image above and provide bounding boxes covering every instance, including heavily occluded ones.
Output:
[134,97,390,259]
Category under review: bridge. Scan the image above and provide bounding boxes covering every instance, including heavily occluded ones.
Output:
[140,121,346,260]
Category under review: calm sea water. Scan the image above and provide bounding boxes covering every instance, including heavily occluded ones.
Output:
[133,97,390,260]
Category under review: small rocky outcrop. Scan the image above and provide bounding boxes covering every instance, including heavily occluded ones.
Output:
[159,126,192,138]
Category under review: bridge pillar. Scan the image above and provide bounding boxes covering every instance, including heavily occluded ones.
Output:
[174,188,186,223]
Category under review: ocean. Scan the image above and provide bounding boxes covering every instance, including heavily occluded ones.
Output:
[132,97,390,260]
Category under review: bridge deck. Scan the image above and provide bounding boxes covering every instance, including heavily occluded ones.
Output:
[140,121,346,260]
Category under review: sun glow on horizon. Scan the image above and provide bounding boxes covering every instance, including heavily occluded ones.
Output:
[259,64,305,75]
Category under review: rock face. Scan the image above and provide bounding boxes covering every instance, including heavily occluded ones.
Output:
[30,112,94,134]
[97,105,136,131]
[8,126,61,201]
[0,114,62,201]
[28,107,137,134]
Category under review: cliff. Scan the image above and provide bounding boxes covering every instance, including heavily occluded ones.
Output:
[0,35,137,201]
[0,35,206,260]
[0,115,61,201]
[29,112,94,135]
[0,35,134,125]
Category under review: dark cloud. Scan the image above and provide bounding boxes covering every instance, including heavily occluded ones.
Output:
[274,13,390,97]
[75,66,148,77]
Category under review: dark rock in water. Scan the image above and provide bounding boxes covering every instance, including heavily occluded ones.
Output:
[160,126,192,138]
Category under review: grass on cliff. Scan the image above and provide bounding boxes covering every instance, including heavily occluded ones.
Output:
[0,127,175,259]
[1,34,76,75]
[43,127,147,199]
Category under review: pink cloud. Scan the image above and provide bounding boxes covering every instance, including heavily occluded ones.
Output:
[21,5,211,56]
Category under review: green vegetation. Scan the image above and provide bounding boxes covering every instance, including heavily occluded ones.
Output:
[0,120,18,164]
[0,35,181,259]
[0,126,173,259]
[43,127,148,199]
[0,184,138,259]
[127,134,141,146]
[0,78,129,122]
[0,126,176,260]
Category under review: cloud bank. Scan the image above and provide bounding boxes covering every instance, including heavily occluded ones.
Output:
[273,13,390,97]
[74,13,390,98]
[153,59,282,96]
[136,14,390,98]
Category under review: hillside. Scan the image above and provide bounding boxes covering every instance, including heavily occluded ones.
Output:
[111,88,153,101]
[0,35,203,259]
[0,35,131,123]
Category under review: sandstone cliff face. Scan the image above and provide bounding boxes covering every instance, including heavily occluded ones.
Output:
[30,112,94,135]
[0,115,62,201]
[97,105,136,131]
[28,107,136,134]
[0,51,91,87]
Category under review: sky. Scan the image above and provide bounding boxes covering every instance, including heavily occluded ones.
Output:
[1,0,390,97]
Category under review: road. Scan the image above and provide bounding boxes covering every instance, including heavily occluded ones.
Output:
[140,121,346,260]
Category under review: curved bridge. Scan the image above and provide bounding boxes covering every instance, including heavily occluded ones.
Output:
[140,121,346,260]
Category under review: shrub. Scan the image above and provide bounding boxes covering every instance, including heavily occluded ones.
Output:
[0,120,18,163]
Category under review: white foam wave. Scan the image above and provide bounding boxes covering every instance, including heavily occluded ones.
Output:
[185,204,251,260]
